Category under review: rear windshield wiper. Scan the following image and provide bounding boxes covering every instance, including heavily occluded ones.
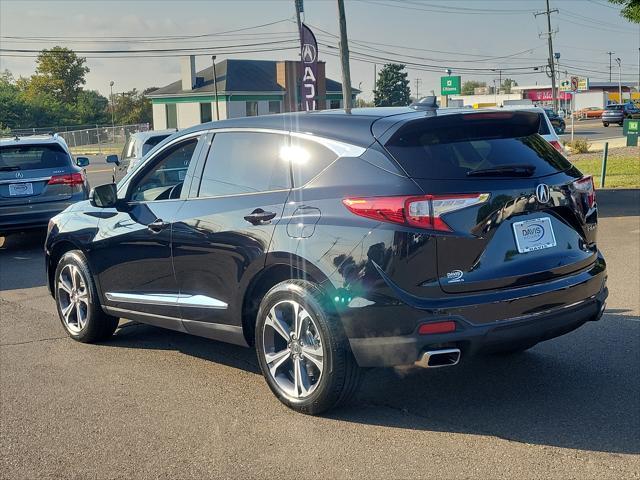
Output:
[0,166,20,172]
[466,164,536,177]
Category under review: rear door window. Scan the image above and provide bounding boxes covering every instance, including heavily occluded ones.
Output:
[0,144,70,171]
[198,132,290,197]
[289,138,338,186]
[537,113,551,135]
[385,112,572,179]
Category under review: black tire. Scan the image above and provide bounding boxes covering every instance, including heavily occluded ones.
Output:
[255,280,361,415]
[603,122,609,127]
[54,250,118,343]
[618,122,624,126]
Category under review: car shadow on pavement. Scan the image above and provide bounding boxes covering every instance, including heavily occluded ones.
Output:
[0,230,48,291]
[597,190,640,218]
[105,312,639,456]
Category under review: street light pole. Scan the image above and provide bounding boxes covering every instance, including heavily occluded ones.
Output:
[109,81,115,128]
[615,57,622,104]
[212,56,220,121]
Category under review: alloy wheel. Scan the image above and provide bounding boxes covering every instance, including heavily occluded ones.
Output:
[261,300,324,399]
[57,264,89,334]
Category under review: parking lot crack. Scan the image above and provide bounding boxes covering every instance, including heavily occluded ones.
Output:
[0,336,68,347]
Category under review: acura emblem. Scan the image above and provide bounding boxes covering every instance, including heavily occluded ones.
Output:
[15,171,23,179]
[302,44,317,63]
[536,184,550,204]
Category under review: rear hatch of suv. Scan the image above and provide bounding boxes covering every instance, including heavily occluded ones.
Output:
[382,111,598,295]
[0,143,79,207]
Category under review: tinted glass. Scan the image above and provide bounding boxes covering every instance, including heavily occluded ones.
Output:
[606,105,622,111]
[130,138,197,202]
[289,138,338,186]
[537,113,551,135]
[199,132,290,197]
[0,144,70,171]
[385,115,572,179]
[141,135,169,156]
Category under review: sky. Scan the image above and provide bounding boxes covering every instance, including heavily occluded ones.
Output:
[0,0,638,101]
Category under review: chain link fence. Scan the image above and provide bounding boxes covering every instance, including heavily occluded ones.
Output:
[3,123,150,154]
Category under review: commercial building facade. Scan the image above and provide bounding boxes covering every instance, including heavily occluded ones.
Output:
[148,57,357,129]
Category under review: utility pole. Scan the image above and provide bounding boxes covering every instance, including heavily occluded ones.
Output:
[535,0,559,111]
[212,56,220,121]
[337,0,353,111]
[294,0,303,45]
[415,78,421,99]
[607,51,615,82]
[615,57,622,103]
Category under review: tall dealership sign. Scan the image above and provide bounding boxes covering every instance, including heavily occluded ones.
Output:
[300,23,318,111]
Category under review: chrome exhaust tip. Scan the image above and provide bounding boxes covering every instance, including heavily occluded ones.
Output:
[415,348,461,368]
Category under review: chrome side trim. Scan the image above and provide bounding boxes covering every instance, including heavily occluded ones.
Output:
[0,176,51,185]
[105,292,228,309]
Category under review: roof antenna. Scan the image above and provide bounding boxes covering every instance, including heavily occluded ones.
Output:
[410,96,438,116]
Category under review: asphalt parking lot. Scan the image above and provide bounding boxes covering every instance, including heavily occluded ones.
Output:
[0,173,638,478]
[559,118,625,143]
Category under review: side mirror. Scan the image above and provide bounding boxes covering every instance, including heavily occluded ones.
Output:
[106,154,120,166]
[90,183,118,208]
[76,156,90,167]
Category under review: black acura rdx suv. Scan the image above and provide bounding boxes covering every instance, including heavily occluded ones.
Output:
[45,106,607,414]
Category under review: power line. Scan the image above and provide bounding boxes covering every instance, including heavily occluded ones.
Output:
[0,39,298,55]
[0,18,294,41]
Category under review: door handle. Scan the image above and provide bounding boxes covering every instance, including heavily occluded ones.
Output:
[147,218,169,233]
[244,209,277,225]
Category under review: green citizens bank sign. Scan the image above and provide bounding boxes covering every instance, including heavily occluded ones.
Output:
[441,76,461,95]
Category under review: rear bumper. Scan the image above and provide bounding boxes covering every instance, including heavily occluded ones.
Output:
[0,200,79,232]
[345,253,608,367]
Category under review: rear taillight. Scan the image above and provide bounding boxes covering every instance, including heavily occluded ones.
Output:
[549,140,564,153]
[48,172,85,186]
[573,175,596,208]
[342,193,489,232]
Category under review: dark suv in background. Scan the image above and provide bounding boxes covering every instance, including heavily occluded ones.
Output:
[0,135,89,234]
[602,102,640,127]
[45,107,607,414]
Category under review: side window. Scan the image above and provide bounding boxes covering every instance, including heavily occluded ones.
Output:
[289,138,338,186]
[129,137,198,202]
[538,113,551,135]
[121,137,136,160]
[198,132,290,197]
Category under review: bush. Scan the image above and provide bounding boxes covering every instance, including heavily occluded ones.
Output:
[564,138,591,154]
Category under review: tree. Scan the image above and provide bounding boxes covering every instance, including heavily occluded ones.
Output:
[112,89,154,125]
[75,90,109,125]
[374,64,411,107]
[0,70,29,129]
[27,46,89,104]
[608,0,640,23]
[501,78,518,94]
[461,80,486,95]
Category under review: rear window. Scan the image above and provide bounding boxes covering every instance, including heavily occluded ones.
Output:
[0,144,70,171]
[606,105,622,111]
[385,113,572,179]
[142,135,169,156]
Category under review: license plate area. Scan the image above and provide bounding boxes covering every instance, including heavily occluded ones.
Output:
[512,217,557,253]
[8,182,34,196]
